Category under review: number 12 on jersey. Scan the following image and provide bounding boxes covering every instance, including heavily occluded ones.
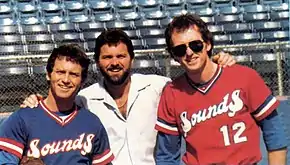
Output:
[220,122,248,146]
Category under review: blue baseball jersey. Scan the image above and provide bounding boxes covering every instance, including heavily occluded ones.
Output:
[0,100,114,165]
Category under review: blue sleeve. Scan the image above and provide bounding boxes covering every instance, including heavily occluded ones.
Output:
[0,111,27,161]
[155,131,181,165]
[92,118,114,164]
[258,109,287,151]
[0,150,19,164]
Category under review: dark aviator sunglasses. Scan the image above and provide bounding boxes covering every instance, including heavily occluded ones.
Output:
[171,40,204,57]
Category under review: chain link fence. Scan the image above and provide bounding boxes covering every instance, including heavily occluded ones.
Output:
[0,41,289,113]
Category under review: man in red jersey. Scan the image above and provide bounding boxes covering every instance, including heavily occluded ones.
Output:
[155,14,287,165]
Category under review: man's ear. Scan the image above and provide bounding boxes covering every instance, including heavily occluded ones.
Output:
[46,72,50,81]
[206,42,212,52]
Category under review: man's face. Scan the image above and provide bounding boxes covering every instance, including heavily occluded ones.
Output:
[171,25,212,74]
[47,57,83,100]
[97,42,132,85]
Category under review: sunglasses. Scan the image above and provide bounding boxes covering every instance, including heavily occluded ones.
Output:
[171,40,204,57]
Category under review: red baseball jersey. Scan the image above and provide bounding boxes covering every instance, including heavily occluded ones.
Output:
[155,64,279,165]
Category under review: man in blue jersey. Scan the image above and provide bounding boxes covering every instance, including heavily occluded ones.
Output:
[0,44,114,165]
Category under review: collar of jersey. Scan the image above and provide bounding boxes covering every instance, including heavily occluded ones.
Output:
[39,100,78,126]
[185,66,222,94]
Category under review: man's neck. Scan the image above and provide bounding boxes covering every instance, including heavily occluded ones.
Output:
[186,60,218,84]
[44,92,75,112]
[104,77,131,100]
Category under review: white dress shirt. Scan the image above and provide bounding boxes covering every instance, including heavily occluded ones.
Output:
[76,73,170,165]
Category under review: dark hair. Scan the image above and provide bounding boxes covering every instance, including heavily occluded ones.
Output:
[46,44,90,83]
[165,14,214,58]
[94,29,135,62]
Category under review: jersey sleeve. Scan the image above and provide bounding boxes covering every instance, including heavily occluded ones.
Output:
[0,149,19,164]
[155,84,179,135]
[246,69,279,121]
[92,118,114,165]
[0,111,27,160]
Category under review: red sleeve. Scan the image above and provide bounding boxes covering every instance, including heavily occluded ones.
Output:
[155,84,179,135]
[246,68,279,121]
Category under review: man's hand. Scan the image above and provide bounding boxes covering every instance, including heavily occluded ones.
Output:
[20,156,45,165]
[212,52,236,67]
[20,94,43,108]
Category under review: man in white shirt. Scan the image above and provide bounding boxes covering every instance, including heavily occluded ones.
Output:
[21,29,235,165]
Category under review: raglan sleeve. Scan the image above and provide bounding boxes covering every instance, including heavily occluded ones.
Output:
[0,111,27,163]
[246,68,279,121]
[155,84,179,135]
[91,118,114,165]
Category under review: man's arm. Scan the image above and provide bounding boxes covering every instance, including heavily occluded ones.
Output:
[258,110,287,165]
[0,112,27,165]
[155,131,181,165]
[0,150,19,164]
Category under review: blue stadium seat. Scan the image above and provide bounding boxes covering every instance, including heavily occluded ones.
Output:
[88,0,112,14]
[119,11,142,21]
[140,28,164,39]
[79,22,105,32]
[21,24,49,34]
[160,17,172,28]
[208,24,224,34]
[243,13,270,22]
[83,31,101,41]
[223,23,252,33]
[237,0,258,6]
[212,0,234,7]
[40,1,62,12]
[27,43,56,54]
[44,15,66,24]
[134,19,160,29]
[144,10,168,20]
[213,34,231,44]
[280,20,289,30]
[0,25,19,34]
[0,17,16,26]
[0,35,22,45]
[270,11,289,21]
[167,9,188,18]
[193,7,216,16]
[131,39,145,49]
[253,21,281,32]
[94,13,116,22]
[231,32,260,43]
[242,4,269,13]
[69,14,91,24]
[53,32,83,42]
[215,14,241,23]
[105,20,132,30]
[25,34,53,43]
[50,23,77,32]
[113,0,136,13]
[145,38,166,49]
[0,3,13,16]
[163,0,185,15]
[136,0,160,11]
[270,2,289,11]
[0,45,24,56]
[186,0,209,9]
[262,30,289,42]
[216,6,242,15]
[85,40,96,51]
[200,16,215,24]
[123,29,140,39]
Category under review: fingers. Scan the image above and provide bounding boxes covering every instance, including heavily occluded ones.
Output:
[214,52,236,67]
[20,94,42,108]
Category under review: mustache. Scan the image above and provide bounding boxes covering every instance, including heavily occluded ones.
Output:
[108,65,123,71]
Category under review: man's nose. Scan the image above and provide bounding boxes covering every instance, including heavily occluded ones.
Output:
[185,46,194,57]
